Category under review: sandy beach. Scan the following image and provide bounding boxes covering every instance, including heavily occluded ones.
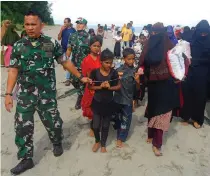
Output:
[1,26,210,176]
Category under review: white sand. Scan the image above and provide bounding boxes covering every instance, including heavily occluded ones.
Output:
[1,26,210,176]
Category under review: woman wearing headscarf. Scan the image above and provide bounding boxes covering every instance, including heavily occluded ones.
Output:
[1,20,11,66]
[174,25,182,40]
[167,25,178,45]
[138,22,179,156]
[88,28,96,36]
[146,24,152,35]
[1,20,11,41]
[180,20,210,128]
[180,26,193,43]
[1,24,20,67]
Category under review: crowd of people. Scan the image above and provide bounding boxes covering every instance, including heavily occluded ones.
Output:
[1,10,210,175]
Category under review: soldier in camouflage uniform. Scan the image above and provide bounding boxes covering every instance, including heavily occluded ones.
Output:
[66,17,90,109]
[5,11,90,175]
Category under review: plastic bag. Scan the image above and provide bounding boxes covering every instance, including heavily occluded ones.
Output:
[167,40,191,81]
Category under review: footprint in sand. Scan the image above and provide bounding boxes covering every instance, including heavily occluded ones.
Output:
[109,145,136,160]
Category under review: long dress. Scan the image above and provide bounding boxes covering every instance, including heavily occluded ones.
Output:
[114,41,121,57]
[180,20,210,126]
[81,54,101,119]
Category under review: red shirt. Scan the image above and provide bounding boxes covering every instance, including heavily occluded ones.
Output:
[81,54,101,76]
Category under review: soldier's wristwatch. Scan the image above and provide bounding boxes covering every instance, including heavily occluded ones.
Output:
[5,93,13,96]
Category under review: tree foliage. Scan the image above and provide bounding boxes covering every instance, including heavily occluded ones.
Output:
[1,1,54,25]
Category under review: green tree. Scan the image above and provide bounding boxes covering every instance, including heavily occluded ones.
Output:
[1,1,54,25]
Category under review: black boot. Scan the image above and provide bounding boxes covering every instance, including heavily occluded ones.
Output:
[10,158,34,175]
[53,143,63,157]
[75,95,82,110]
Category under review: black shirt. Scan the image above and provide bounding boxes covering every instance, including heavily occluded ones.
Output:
[114,65,137,105]
[90,68,119,103]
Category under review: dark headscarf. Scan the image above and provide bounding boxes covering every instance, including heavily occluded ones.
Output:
[191,27,196,31]
[88,28,95,36]
[1,24,20,46]
[191,20,210,64]
[180,26,193,43]
[144,22,167,66]
[167,25,178,45]
[90,35,103,46]
[146,24,152,34]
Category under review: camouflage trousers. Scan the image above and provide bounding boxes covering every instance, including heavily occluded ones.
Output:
[15,85,63,160]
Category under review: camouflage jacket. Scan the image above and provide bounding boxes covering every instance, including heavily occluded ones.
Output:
[10,34,64,96]
[67,30,90,68]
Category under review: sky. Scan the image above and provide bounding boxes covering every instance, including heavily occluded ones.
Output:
[51,0,210,27]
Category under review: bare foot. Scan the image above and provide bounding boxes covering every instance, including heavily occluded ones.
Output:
[89,129,94,137]
[116,140,124,148]
[146,138,153,144]
[152,146,162,156]
[101,147,107,153]
[181,121,189,126]
[92,143,100,152]
[193,121,201,129]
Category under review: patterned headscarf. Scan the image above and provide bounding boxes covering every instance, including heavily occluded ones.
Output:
[167,25,178,45]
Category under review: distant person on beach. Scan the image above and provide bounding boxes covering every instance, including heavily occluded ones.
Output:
[1,20,11,66]
[111,24,115,38]
[121,24,126,32]
[121,23,132,48]
[58,17,76,86]
[1,20,11,41]
[180,20,210,129]
[1,24,20,67]
[66,17,90,110]
[114,48,140,148]
[104,24,108,39]
[5,10,91,175]
[97,25,105,38]
[81,36,102,137]
[138,22,178,156]
[96,24,100,34]
[114,31,122,58]
[89,49,121,153]
[129,21,135,47]
[133,31,149,104]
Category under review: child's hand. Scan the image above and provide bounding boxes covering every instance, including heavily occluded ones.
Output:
[104,81,110,89]
[100,82,106,88]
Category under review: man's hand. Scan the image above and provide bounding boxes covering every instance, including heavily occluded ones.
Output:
[61,25,66,31]
[58,25,67,40]
[81,77,92,84]
[5,95,13,112]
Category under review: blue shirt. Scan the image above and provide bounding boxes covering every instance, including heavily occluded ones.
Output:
[61,27,76,52]
[131,26,135,33]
